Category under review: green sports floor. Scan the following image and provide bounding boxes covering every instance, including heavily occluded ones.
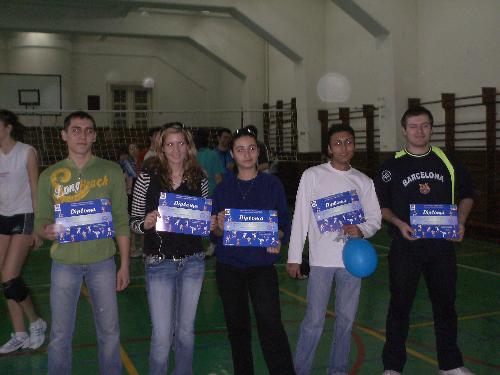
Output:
[1,231,499,375]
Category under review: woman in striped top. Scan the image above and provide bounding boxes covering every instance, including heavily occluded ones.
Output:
[130,123,209,375]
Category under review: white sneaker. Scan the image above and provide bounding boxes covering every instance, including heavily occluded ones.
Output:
[383,371,401,375]
[439,367,475,375]
[29,318,47,350]
[0,333,30,354]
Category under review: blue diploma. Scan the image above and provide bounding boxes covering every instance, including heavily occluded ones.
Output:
[310,190,365,233]
[156,193,212,237]
[410,204,459,239]
[54,198,114,243]
[223,208,279,247]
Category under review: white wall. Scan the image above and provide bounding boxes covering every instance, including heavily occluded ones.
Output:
[268,44,296,103]
[3,33,245,129]
[7,33,73,109]
[73,35,248,129]
[1,0,500,151]
[0,34,6,72]
[317,0,500,151]
[417,0,500,98]
[325,1,379,108]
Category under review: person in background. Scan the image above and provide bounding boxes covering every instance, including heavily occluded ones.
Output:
[0,109,47,354]
[140,127,162,169]
[194,127,224,196]
[210,127,295,375]
[244,125,270,173]
[119,144,141,258]
[215,127,234,176]
[374,106,475,375]
[194,127,224,257]
[130,123,209,375]
[36,111,130,375]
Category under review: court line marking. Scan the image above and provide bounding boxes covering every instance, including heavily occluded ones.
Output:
[81,286,139,375]
[278,287,438,367]
[373,243,500,277]
[407,310,500,330]
[21,252,500,293]
[21,242,500,290]
[456,264,500,277]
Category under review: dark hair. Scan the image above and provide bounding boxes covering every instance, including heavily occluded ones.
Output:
[0,109,25,141]
[245,124,258,137]
[327,123,355,143]
[148,126,161,137]
[118,145,129,156]
[216,127,232,137]
[400,106,434,128]
[63,111,96,130]
[229,127,258,151]
[194,128,209,149]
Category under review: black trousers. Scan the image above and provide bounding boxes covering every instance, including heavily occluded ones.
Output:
[382,238,464,372]
[215,262,296,375]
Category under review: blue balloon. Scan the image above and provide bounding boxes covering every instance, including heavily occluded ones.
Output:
[342,238,378,278]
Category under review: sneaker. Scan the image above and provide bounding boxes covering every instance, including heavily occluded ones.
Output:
[383,371,401,375]
[439,367,475,375]
[130,247,143,258]
[29,318,47,350]
[0,333,30,354]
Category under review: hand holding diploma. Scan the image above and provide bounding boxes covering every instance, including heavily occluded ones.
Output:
[40,223,62,241]
[144,210,160,230]
[448,222,465,242]
[342,224,363,238]
[266,239,281,254]
[217,211,225,231]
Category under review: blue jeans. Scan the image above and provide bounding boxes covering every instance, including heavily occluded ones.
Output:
[48,257,121,375]
[145,253,205,375]
[294,266,361,375]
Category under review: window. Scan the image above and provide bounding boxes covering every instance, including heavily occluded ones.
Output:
[111,85,152,128]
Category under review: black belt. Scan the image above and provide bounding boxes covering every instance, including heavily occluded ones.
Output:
[144,251,204,265]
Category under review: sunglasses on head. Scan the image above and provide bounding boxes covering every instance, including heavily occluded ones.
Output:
[234,127,256,137]
[162,122,185,131]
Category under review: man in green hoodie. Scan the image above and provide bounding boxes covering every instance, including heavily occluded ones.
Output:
[35,111,130,375]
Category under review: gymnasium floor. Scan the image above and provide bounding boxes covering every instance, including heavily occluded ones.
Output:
[1,230,499,375]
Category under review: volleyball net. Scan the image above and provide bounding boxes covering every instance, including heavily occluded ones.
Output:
[17,108,298,168]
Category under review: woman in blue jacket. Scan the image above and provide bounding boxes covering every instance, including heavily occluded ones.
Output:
[210,127,295,375]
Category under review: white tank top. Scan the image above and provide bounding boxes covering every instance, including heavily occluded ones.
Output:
[0,142,36,215]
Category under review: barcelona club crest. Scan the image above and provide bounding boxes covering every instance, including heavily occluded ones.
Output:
[419,183,431,195]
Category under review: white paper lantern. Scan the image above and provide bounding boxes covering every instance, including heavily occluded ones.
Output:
[316,72,351,103]
[142,77,155,88]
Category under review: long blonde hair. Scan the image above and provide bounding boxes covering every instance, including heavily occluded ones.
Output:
[148,126,204,191]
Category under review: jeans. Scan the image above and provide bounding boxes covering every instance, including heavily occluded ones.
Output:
[382,239,463,372]
[48,257,121,375]
[146,253,205,375]
[294,266,361,375]
[215,262,295,375]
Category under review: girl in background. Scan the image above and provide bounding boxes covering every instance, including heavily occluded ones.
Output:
[0,110,46,353]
